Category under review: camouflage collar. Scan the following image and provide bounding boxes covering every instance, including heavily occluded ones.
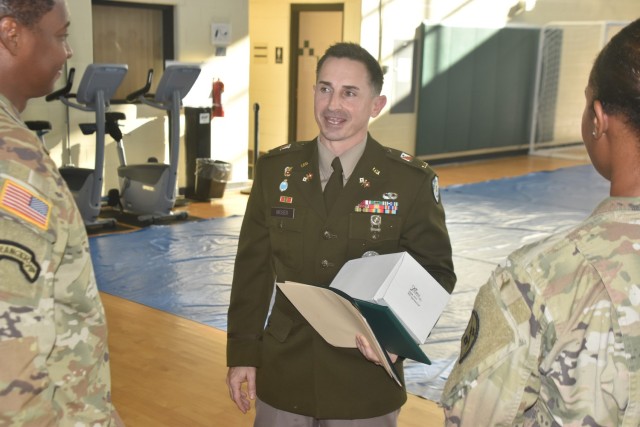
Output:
[0,94,23,126]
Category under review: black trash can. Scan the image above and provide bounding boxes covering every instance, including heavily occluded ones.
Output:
[184,107,211,198]
[194,159,232,200]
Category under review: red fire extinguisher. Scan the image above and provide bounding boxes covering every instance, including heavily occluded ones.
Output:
[212,79,224,118]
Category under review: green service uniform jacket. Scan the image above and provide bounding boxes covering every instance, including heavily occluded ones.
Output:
[227,135,456,419]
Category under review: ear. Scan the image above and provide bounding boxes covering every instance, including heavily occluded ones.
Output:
[0,16,20,55]
[592,99,609,139]
[370,94,387,118]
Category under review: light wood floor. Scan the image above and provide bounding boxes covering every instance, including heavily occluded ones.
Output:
[102,153,591,427]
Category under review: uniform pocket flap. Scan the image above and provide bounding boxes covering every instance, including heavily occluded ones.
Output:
[265,309,294,343]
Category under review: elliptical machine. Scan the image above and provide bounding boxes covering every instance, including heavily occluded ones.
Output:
[46,64,128,229]
[109,64,201,223]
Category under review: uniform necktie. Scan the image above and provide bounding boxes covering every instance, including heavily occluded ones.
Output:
[324,157,343,213]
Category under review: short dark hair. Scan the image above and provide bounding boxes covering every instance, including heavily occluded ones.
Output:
[589,19,640,135]
[0,0,55,28]
[316,42,384,95]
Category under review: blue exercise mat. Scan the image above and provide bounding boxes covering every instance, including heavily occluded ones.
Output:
[91,215,243,330]
[90,164,609,401]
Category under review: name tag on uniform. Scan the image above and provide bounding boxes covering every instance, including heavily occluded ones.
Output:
[271,207,295,219]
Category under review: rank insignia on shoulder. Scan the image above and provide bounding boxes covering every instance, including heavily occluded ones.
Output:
[459,310,479,363]
[0,239,41,282]
[0,180,51,230]
[400,152,413,162]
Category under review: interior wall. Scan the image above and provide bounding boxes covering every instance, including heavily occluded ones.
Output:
[248,0,362,154]
[22,0,250,193]
[21,0,638,193]
[361,0,429,155]
[508,0,638,25]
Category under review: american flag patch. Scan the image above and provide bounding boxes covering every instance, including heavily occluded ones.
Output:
[0,180,51,230]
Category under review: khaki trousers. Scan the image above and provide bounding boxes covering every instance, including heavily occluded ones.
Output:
[254,398,399,427]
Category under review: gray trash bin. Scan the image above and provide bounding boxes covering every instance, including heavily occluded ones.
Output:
[194,159,232,200]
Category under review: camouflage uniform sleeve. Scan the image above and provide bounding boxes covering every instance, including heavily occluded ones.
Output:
[0,168,61,425]
[440,260,543,426]
[0,118,121,425]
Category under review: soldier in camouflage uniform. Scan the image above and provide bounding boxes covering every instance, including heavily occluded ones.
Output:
[442,18,640,426]
[0,1,123,425]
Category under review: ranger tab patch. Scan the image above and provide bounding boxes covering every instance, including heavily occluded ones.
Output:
[0,239,41,282]
[1,180,51,230]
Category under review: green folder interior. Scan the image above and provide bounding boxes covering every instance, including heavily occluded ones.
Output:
[329,287,431,365]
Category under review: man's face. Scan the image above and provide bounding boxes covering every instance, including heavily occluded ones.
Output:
[18,0,72,100]
[313,57,386,147]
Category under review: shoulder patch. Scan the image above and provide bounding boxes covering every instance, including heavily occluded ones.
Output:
[0,239,41,282]
[384,147,431,171]
[432,176,440,204]
[0,179,51,230]
[459,309,480,363]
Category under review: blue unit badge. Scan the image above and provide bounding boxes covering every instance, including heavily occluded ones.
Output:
[279,180,289,192]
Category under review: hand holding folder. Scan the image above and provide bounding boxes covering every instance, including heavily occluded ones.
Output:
[276,252,451,387]
[277,281,405,386]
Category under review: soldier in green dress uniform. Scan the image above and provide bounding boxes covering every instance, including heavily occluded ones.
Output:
[227,42,456,426]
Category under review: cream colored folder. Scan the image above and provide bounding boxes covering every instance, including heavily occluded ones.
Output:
[277,281,402,386]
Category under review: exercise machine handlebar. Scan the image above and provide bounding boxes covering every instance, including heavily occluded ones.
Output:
[126,69,154,102]
[45,68,76,102]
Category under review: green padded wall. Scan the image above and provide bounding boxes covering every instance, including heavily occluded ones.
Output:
[416,24,540,157]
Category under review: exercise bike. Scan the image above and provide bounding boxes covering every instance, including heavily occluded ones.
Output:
[46,64,128,229]
[108,64,201,223]
[24,120,52,146]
